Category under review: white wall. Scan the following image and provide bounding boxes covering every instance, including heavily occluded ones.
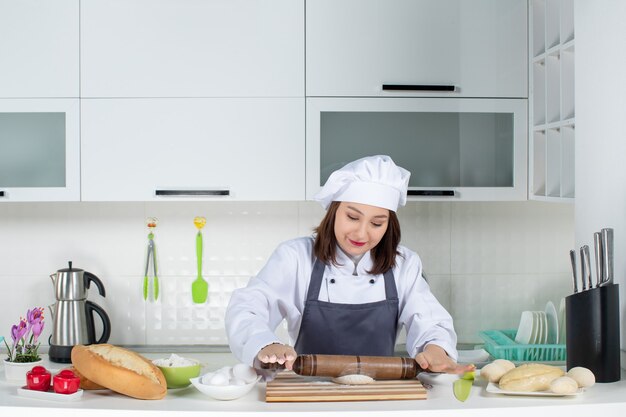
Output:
[0,201,573,349]
[575,0,626,366]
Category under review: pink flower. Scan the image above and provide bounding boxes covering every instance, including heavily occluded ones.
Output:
[31,320,45,343]
[11,319,28,342]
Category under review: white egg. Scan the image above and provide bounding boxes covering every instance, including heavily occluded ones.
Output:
[200,372,215,385]
[233,363,258,384]
[231,378,247,386]
[566,367,596,388]
[218,366,234,379]
[208,372,229,386]
[550,376,579,394]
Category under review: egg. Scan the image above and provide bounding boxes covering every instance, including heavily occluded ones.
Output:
[233,363,258,384]
[480,362,508,383]
[208,372,229,386]
[492,359,515,372]
[200,372,215,385]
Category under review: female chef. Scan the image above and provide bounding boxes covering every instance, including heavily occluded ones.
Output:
[225,155,473,375]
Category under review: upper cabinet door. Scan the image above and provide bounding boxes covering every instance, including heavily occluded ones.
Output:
[81,98,304,201]
[81,0,304,98]
[306,0,527,98]
[0,0,79,98]
[0,99,80,201]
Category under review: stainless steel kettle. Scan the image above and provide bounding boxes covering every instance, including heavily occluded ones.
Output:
[48,262,111,363]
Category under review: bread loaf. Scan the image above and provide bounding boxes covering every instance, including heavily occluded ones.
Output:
[71,344,167,400]
[66,366,107,390]
[498,363,564,392]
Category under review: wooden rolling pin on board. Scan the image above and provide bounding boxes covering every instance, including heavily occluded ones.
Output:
[262,354,423,379]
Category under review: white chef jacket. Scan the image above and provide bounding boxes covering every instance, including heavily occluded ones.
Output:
[225,236,458,366]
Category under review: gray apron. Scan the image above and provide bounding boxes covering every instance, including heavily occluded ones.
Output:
[294,259,399,356]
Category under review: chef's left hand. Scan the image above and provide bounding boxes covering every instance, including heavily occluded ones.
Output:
[415,344,475,374]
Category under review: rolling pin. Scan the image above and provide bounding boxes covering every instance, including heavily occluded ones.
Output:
[261,354,423,379]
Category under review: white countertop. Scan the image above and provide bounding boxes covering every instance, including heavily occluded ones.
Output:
[2,353,626,417]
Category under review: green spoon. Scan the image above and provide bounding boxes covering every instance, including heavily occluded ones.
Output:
[191,217,208,303]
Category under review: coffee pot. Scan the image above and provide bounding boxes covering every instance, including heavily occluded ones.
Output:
[48,261,111,363]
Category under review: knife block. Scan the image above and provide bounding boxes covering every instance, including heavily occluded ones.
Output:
[565,284,621,382]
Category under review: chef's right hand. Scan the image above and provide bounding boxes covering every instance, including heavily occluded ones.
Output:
[257,343,297,370]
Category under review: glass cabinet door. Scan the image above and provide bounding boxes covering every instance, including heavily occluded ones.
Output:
[0,99,79,201]
[306,98,527,201]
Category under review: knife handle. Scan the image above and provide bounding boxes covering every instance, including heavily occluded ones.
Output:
[579,247,587,291]
[569,249,578,293]
[594,232,603,288]
[601,228,614,285]
[582,245,593,290]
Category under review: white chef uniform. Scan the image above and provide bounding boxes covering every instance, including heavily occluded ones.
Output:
[225,236,458,367]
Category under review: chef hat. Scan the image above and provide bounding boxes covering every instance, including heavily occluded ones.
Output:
[314,155,411,212]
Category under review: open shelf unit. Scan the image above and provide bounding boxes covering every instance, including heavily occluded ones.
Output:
[529,0,575,202]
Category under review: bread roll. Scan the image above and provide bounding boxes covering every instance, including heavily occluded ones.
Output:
[71,344,167,400]
[566,367,595,388]
[550,376,579,394]
[498,363,564,392]
[480,359,516,383]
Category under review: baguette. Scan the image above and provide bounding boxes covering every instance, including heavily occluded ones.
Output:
[71,344,167,400]
[498,363,564,392]
[65,366,107,390]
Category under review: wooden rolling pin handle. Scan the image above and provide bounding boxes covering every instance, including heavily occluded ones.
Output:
[292,355,422,380]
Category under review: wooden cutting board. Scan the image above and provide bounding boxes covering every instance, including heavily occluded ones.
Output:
[266,371,427,402]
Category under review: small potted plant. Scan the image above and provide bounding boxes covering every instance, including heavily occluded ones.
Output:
[3,307,45,382]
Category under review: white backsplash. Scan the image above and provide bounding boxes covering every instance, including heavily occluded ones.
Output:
[0,201,574,349]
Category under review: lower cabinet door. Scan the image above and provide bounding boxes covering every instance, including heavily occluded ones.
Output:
[81,98,304,201]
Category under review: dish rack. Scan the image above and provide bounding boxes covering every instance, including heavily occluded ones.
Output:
[479,329,566,362]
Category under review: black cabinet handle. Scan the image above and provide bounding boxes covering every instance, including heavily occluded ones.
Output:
[408,190,455,197]
[382,84,456,92]
[0,191,4,197]
[155,189,230,197]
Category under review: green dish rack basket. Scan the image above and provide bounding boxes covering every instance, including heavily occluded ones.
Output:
[479,329,566,362]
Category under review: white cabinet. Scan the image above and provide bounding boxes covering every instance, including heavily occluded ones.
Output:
[81,0,304,98]
[306,0,527,98]
[307,98,528,201]
[0,99,80,201]
[81,99,304,201]
[0,0,79,98]
[529,0,575,201]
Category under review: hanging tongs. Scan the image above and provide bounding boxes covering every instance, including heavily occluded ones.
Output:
[144,217,159,301]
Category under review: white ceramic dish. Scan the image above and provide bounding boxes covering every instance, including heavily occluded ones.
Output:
[486,382,582,397]
[189,375,261,400]
[17,387,83,402]
[545,301,559,344]
[515,311,534,344]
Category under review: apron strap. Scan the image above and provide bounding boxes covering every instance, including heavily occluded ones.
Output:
[306,259,326,301]
[382,267,398,300]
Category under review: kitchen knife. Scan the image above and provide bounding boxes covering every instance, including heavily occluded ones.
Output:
[594,232,603,288]
[579,247,587,291]
[600,228,614,286]
[569,249,578,293]
[583,245,593,290]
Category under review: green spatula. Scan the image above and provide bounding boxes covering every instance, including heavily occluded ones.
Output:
[192,216,208,303]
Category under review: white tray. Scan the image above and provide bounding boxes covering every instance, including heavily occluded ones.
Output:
[17,386,83,402]
[486,382,583,397]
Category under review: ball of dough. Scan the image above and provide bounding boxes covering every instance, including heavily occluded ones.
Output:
[550,376,579,394]
[480,363,508,383]
[492,359,515,372]
[233,363,258,384]
[332,374,374,385]
[566,367,596,388]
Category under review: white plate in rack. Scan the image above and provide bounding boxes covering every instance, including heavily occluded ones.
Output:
[545,301,559,344]
[486,383,583,397]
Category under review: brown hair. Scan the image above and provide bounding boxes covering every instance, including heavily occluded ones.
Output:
[313,201,402,275]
